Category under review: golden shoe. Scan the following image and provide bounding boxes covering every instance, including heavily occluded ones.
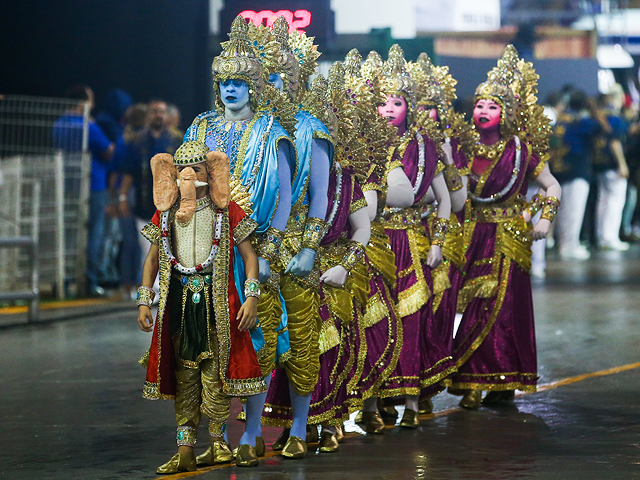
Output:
[399,408,419,429]
[377,398,398,420]
[196,441,233,466]
[418,398,433,415]
[318,431,339,453]
[335,423,345,443]
[306,425,319,443]
[235,444,259,467]
[281,435,307,459]
[459,390,482,410]
[361,411,386,434]
[233,437,265,458]
[272,428,290,451]
[156,452,196,474]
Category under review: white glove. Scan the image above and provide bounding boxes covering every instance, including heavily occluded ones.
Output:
[427,245,443,269]
[285,248,317,277]
[320,265,348,287]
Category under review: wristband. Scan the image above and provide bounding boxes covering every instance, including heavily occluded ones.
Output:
[256,227,284,264]
[338,240,366,272]
[443,164,463,192]
[431,217,449,247]
[523,193,544,218]
[244,278,261,299]
[301,217,328,251]
[136,286,155,307]
[540,196,560,222]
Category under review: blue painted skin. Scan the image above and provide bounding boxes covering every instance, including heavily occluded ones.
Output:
[219,79,250,110]
[268,72,332,277]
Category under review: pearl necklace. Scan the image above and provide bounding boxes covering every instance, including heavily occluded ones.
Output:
[161,207,223,274]
[469,136,521,204]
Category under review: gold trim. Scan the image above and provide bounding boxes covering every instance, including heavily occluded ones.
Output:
[141,222,160,245]
[233,216,258,245]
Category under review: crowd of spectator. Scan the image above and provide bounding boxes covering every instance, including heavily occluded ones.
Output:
[56,85,182,298]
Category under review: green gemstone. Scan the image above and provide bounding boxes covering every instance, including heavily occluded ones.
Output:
[192,292,201,304]
[249,283,257,292]
[205,275,212,285]
[192,278,200,288]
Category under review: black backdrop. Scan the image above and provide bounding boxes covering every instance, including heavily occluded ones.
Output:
[0,0,210,127]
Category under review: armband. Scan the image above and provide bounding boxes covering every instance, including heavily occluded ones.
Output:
[301,217,328,252]
[431,217,449,247]
[540,196,561,222]
[136,286,155,307]
[338,240,366,272]
[256,227,284,264]
[443,164,463,192]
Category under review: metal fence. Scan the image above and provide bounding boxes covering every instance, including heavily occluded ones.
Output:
[0,95,91,300]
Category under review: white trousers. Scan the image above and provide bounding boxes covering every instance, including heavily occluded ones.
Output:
[596,170,627,246]
[527,186,546,271]
[556,178,590,253]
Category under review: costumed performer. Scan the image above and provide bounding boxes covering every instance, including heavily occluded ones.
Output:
[184,15,297,466]
[451,46,562,409]
[136,141,265,474]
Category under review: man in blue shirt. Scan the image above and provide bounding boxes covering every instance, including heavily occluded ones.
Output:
[114,99,182,283]
[53,84,114,295]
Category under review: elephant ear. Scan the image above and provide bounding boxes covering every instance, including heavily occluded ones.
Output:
[150,153,178,212]
[205,151,230,209]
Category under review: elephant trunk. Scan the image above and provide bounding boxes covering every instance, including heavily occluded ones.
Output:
[175,167,197,225]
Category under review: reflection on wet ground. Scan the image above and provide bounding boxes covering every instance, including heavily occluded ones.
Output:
[2,247,639,479]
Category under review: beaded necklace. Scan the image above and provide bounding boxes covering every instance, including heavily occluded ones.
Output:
[326,162,343,227]
[469,136,521,204]
[161,206,223,275]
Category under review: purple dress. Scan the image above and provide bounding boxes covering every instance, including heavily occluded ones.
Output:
[262,164,371,426]
[421,136,468,398]
[378,132,456,399]
[450,136,544,392]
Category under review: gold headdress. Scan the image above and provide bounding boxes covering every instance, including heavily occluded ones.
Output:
[361,51,384,82]
[173,140,208,166]
[289,30,321,101]
[212,16,266,112]
[248,17,300,101]
[475,45,551,160]
[380,45,416,111]
[409,52,457,118]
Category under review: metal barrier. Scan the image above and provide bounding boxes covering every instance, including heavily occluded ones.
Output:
[0,95,90,299]
[0,236,39,321]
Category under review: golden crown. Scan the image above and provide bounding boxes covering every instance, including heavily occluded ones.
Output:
[173,141,209,166]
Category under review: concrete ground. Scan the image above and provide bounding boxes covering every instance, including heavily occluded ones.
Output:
[2,246,639,480]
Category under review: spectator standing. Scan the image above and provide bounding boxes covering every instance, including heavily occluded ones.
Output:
[593,87,631,251]
[622,103,640,241]
[53,84,114,296]
[551,90,610,260]
[116,99,182,281]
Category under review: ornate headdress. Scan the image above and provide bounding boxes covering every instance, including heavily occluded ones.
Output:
[248,17,300,101]
[380,45,416,111]
[409,52,457,118]
[289,30,322,93]
[475,45,550,160]
[212,16,266,112]
[173,140,208,166]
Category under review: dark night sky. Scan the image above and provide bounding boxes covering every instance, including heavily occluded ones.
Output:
[0,0,211,126]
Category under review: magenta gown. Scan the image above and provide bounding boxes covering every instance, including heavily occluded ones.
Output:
[450,136,545,392]
[378,132,456,399]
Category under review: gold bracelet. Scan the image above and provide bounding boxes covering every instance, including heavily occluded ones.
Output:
[443,164,463,192]
[136,286,155,307]
[338,240,366,272]
[431,217,449,247]
[540,196,560,222]
[257,227,284,264]
[523,193,544,218]
[244,278,261,299]
[301,217,328,251]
